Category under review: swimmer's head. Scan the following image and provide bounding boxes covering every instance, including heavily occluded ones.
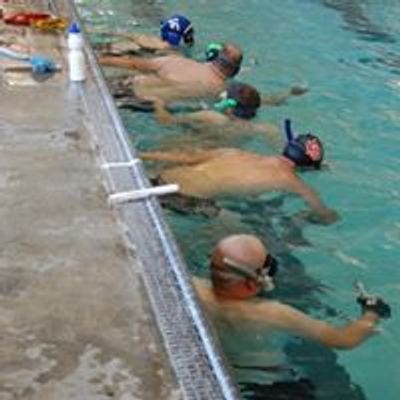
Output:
[214,82,261,119]
[160,15,194,47]
[211,42,243,78]
[210,235,278,299]
[282,119,324,169]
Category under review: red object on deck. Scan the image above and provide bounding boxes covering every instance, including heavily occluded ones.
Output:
[4,12,51,26]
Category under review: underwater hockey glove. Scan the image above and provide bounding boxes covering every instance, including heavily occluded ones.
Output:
[357,295,391,319]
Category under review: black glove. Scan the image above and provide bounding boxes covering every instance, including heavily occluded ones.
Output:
[357,295,391,319]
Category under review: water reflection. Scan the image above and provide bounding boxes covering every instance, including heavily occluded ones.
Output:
[321,0,395,43]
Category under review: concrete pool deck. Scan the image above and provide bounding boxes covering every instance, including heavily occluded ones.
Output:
[0,0,239,400]
[0,1,240,399]
[0,6,179,400]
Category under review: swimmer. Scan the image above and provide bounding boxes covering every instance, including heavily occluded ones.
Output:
[204,42,309,106]
[140,120,338,224]
[99,42,243,105]
[193,234,391,349]
[154,82,280,146]
[94,14,194,56]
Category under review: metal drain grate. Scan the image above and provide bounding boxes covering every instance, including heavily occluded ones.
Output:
[57,1,241,399]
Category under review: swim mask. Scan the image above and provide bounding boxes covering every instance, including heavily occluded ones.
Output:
[282,119,324,168]
[160,15,194,47]
[214,82,261,119]
[205,42,223,61]
[222,254,279,292]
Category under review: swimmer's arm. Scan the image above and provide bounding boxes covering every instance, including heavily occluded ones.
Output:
[92,32,170,51]
[98,55,161,72]
[258,301,380,350]
[288,177,339,224]
[139,149,216,164]
[261,86,309,107]
[245,122,281,148]
[155,102,227,126]
[107,32,170,51]
[130,34,170,51]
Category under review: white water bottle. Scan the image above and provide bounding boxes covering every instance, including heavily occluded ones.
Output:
[68,22,86,82]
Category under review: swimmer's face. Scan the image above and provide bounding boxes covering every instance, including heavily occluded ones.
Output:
[220,255,279,297]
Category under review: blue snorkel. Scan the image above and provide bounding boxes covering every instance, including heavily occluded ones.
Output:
[282,119,324,168]
[284,118,295,142]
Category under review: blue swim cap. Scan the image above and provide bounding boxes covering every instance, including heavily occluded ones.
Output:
[160,15,194,47]
[283,119,324,168]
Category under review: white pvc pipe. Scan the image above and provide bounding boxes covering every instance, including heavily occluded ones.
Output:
[109,184,179,205]
[101,159,141,169]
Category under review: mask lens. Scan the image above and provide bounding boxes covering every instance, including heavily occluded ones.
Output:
[184,28,194,46]
[263,254,278,277]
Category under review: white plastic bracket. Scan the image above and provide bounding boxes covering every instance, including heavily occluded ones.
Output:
[101,159,141,170]
[109,184,179,205]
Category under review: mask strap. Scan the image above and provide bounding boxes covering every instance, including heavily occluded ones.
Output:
[223,257,275,291]
[212,53,240,77]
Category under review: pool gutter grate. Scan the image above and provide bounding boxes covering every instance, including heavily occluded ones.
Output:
[58,1,241,399]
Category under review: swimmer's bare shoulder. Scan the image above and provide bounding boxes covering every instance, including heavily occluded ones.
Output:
[193,277,282,323]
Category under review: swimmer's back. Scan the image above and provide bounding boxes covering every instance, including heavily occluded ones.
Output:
[153,55,224,92]
[161,149,295,198]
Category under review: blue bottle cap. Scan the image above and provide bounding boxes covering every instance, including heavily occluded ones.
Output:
[69,22,81,34]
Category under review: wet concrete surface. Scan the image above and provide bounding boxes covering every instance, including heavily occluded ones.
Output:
[0,8,180,400]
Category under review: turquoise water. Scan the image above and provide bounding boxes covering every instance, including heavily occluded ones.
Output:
[80,1,400,399]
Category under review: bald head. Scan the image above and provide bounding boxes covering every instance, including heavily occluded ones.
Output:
[222,43,243,66]
[212,234,266,268]
[212,42,243,78]
[210,235,268,295]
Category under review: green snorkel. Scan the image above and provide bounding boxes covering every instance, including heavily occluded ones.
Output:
[214,96,238,113]
[205,42,223,61]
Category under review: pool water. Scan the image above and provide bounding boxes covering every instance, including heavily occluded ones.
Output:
[79,0,400,399]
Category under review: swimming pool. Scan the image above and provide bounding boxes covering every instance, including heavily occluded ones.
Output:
[80,0,400,399]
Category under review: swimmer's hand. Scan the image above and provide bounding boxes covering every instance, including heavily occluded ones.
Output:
[357,296,391,319]
[295,208,339,225]
[153,99,175,124]
[290,85,309,96]
[318,207,339,225]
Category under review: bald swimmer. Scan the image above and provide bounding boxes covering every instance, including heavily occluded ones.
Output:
[99,42,243,104]
[193,234,391,349]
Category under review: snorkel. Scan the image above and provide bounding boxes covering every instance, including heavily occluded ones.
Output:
[214,92,238,113]
[285,118,295,142]
[283,119,324,169]
[205,42,223,61]
[214,83,261,119]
